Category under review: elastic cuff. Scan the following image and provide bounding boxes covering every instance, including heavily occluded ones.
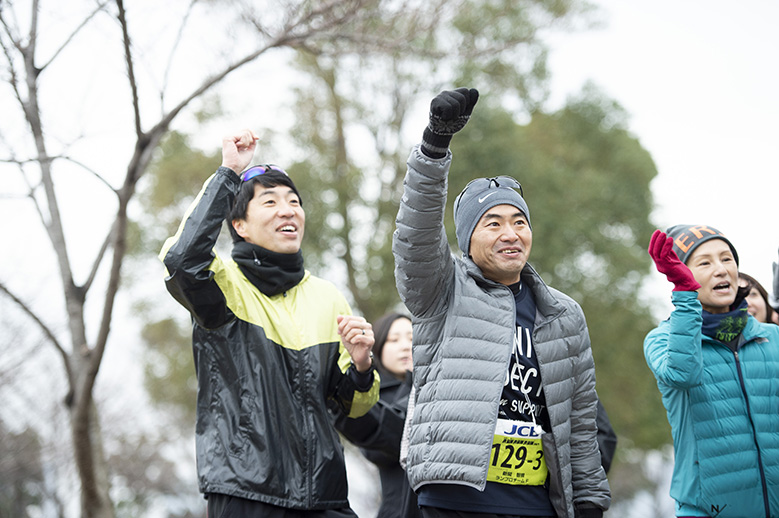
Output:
[348,366,375,391]
[421,127,452,158]
[671,283,701,292]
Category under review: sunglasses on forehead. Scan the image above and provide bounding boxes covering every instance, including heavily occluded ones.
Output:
[240,164,289,182]
[456,175,524,212]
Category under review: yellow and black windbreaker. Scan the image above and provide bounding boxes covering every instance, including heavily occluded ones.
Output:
[159,167,379,510]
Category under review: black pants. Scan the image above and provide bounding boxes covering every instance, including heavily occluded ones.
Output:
[207,493,358,518]
[420,507,556,518]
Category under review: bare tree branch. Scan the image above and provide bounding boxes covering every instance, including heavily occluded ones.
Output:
[0,0,24,52]
[147,42,276,140]
[160,0,200,111]
[0,337,46,387]
[0,21,25,107]
[83,224,114,296]
[283,0,368,45]
[58,155,119,194]
[153,2,365,138]
[11,3,81,309]
[19,162,47,221]
[28,0,39,58]
[0,154,119,194]
[0,281,72,386]
[116,0,142,139]
[38,2,110,71]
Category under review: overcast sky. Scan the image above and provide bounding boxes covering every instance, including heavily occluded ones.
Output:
[545,0,779,314]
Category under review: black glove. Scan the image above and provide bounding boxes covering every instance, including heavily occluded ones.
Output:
[574,506,603,518]
[420,87,479,158]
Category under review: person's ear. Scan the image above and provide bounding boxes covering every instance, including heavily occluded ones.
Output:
[232,219,249,239]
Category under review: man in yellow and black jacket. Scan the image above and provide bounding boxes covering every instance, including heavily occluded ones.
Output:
[159,129,380,517]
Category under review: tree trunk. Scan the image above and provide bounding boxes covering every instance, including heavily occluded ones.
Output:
[71,401,114,518]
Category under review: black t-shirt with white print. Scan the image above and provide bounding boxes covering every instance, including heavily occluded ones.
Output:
[417,281,556,516]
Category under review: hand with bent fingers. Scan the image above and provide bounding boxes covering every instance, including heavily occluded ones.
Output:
[337,315,374,373]
[421,87,479,158]
[221,129,258,174]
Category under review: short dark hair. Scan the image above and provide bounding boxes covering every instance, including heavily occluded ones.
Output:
[228,171,302,242]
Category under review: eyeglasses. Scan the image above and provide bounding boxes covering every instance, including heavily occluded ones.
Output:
[240,164,289,182]
[455,175,524,212]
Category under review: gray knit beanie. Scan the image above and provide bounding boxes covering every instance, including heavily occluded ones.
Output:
[453,176,530,256]
[665,224,739,265]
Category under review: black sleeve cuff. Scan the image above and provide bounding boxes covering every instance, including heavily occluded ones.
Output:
[348,365,375,391]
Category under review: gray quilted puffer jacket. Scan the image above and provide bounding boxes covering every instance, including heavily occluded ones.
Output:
[393,147,610,517]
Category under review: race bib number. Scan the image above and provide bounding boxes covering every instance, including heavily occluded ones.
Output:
[487,418,547,486]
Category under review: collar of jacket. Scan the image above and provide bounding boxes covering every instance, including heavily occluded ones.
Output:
[462,257,566,322]
[743,315,774,342]
[376,372,413,395]
[375,366,407,388]
[231,240,305,296]
[704,314,773,350]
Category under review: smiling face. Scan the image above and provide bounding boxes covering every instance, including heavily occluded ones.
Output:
[232,183,305,254]
[380,317,413,378]
[686,239,738,314]
[745,286,768,322]
[469,204,532,285]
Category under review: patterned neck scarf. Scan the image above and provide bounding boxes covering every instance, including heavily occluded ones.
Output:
[701,297,749,347]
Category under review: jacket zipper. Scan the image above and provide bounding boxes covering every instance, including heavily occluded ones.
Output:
[732,349,770,518]
[481,284,516,489]
[286,291,314,508]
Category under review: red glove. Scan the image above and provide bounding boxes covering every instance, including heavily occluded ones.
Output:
[648,230,701,292]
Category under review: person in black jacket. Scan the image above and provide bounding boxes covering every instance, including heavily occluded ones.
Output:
[159,129,380,517]
[332,312,422,518]
[595,400,617,475]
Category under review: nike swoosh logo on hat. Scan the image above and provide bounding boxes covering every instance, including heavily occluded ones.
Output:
[478,192,497,203]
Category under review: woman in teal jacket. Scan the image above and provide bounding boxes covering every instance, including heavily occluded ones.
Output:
[645,225,779,518]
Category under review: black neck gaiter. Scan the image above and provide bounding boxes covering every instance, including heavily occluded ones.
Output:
[232,241,305,296]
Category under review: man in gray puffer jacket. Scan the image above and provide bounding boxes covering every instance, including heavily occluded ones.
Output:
[393,88,610,518]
